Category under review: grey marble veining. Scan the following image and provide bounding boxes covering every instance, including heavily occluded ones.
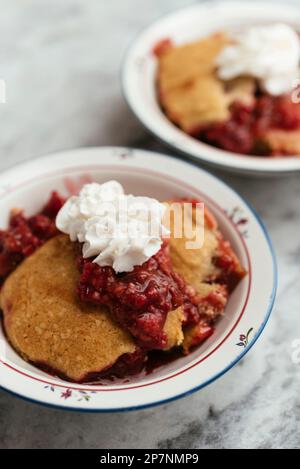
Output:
[0,0,300,449]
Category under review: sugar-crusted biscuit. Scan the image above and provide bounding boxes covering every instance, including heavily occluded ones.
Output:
[157,35,256,134]
[1,235,185,381]
[1,235,137,382]
[263,130,300,155]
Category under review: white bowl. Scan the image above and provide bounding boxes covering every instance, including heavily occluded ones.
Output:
[0,147,277,411]
[122,1,300,176]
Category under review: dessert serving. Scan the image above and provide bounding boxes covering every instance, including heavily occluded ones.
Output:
[0,181,245,384]
[156,24,300,157]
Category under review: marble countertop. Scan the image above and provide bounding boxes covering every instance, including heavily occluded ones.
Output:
[0,0,299,449]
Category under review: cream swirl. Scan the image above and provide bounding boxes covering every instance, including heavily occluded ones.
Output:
[216,24,300,96]
[56,181,168,273]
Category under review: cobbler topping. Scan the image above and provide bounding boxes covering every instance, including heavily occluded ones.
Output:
[56,181,169,273]
[216,24,300,96]
[77,240,199,350]
[0,192,64,284]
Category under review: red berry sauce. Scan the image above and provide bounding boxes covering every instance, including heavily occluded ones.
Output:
[0,192,65,285]
[198,96,300,155]
[77,241,200,350]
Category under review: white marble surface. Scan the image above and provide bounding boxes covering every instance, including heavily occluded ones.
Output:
[0,0,300,449]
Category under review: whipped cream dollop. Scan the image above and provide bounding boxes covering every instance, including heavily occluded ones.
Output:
[56,181,169,273]
[216,24,300,96]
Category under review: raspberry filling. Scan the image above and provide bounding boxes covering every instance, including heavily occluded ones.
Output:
[0,193,244,380]
[77,241,200,350]
[198,96,300,155]
[0,192,65,284]
[153,38,173,57]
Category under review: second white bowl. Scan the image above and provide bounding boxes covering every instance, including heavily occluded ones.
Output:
[122,1,300,176]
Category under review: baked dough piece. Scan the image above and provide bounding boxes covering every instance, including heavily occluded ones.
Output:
[163,307,184,350]
[161,76,230,132]
[158,34,229,91]
[158,34,230,132]
[167,204,221,290]
[157,34,256,134]
[167,203,244,352]
[263,129,300,155]
[0,235,137,382]
[1,235,185,381]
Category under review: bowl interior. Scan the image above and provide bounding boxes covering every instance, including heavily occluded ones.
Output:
[123,1,300,174]
[0,166,249,388]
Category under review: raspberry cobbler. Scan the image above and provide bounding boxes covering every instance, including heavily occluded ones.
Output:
[156,24,300,156]
[0,182,245,383]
